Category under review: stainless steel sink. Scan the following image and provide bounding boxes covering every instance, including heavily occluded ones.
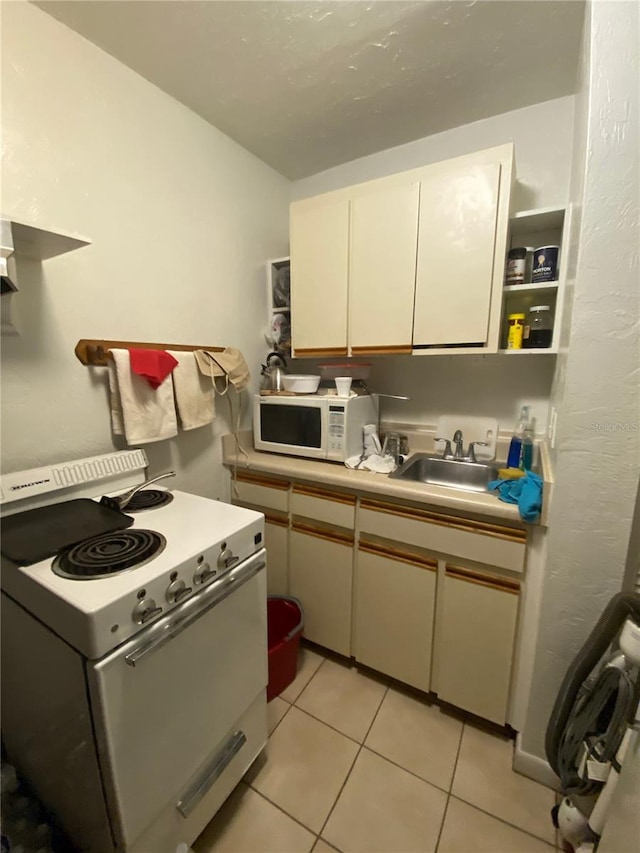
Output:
[389,453,498,493]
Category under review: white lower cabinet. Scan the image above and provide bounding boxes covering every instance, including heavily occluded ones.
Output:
[289,520,354,656]
[263,512,289,596]
[355,540,436,692]
[433,564,520,725]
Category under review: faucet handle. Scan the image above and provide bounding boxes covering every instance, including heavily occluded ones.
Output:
[435,437,453,459]
[467,441,489,463]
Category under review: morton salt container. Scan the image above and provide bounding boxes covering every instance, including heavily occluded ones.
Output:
[531,246,559,283]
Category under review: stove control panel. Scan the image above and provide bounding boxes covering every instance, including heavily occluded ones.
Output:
[166,575,192,604]
[193,557,217,586]
[132,595,163,625]
[218,543,240,572]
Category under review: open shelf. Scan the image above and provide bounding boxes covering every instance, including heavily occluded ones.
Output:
[499,348,558,355]
[6,219,91,260]
[503,282,559,295]
[510,205,565,238]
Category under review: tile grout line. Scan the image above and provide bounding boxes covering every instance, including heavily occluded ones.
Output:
[244,784,325,841]
[362,743,453,798]
[434,720,466,852]
[285,655,327,704]
[447,793,557,849]
[316,684,390,845]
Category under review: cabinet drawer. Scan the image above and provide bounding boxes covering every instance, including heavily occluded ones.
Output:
[355,540,436,692]
[289,521,354,656]
[359,498,526,572]
[434,564,520,724]
[291,483,356,530]
[233,472,289,513]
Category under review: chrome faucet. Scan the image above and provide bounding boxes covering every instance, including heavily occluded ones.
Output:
[453,430,465,460]
[435,430,489,463]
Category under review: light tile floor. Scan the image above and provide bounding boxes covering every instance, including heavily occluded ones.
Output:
[194,647,557,853]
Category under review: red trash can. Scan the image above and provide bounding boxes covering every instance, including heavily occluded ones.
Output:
[267,596,304,702]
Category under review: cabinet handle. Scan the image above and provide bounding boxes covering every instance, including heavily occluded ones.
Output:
[358,539,437,571]
[292,520,354,546]
[445,564,520,595]
[293,347,348,358]
[360,498,527,544]
[235,471,289,491]
[351,345,412,355]
[293,483,356,506]
[264,511,289,528]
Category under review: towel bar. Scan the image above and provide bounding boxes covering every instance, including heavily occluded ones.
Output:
[74,339,225,366]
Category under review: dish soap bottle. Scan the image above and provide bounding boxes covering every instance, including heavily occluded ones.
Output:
[506,406,530,469]
[521,413,536,470]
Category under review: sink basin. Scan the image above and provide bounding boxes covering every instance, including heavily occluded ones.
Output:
[389,453,498,493]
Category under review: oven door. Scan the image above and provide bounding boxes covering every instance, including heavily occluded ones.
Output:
[88,551,267,850]
[253,395,328,459]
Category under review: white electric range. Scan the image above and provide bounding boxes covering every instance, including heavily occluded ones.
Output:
[1,450,268,853]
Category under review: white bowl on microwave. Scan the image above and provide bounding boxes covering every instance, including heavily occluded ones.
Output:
[282,374,321,394]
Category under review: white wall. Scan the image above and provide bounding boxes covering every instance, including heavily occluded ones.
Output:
[519,0,640,761]
[0,2,290,499]
[291,98,576,434]
[293,96,575,212]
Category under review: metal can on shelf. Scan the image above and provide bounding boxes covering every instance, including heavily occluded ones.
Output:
[505,247,527,285]
[507,313,525,349]
[531,246,559,282]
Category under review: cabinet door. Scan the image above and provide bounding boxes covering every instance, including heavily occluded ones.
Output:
[264,513,289,596]
[414,161,501,346]
[289,521,354,656]
[355,541,436,692]
[290,195,350,358]
[349,183,419,355]
[434,564,519,724]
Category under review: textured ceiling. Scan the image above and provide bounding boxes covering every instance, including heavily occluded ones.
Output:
[35,1,585,179]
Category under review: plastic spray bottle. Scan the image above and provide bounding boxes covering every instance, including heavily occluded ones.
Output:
[506,406,530,469]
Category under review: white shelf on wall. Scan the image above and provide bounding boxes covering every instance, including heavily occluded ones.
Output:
[510,206,565,239]
[499,204,571,355]
[6,219,91,260]
[503,282,559,295]
[498,347,558,355]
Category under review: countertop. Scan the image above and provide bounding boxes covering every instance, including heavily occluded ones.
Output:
[222,431,552,527]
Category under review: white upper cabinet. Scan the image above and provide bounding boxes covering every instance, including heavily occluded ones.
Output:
[290,194,350,357]
[348,182,419,355]
[289,143,513,357]
[414,160,501,347]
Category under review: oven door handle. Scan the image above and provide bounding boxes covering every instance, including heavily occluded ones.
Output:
[177,729,247,819]
[124,557,266,667]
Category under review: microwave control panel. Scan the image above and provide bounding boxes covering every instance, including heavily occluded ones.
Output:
[328,405,345,452]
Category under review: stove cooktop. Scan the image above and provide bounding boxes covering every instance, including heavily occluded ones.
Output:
[123,489,174,512]
[52,529,167,580]
[0,489,265,660]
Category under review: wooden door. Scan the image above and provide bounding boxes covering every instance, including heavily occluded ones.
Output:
[264,513,288,596]
[349,182,419,355]
[355,540,436,691]
[290,194,350,357]
[433,564,519,724]
[289,521,354,655]
[414,160,501,347]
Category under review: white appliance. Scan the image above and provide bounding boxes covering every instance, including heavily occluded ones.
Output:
[253,392,378,461]
[0,450,268,853]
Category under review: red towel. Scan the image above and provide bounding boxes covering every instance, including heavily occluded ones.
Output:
[129,349,178,389]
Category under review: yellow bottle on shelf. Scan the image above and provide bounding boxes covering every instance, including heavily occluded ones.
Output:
[507,313,525,349]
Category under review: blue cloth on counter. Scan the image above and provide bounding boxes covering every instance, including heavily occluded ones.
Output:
[487,470,543,523]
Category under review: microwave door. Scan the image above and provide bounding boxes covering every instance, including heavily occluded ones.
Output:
[257,400,327,459]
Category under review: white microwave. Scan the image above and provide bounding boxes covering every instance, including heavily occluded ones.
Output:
[253,394,378,462]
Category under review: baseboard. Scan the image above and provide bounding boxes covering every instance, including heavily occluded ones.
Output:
[514,735,561,790]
